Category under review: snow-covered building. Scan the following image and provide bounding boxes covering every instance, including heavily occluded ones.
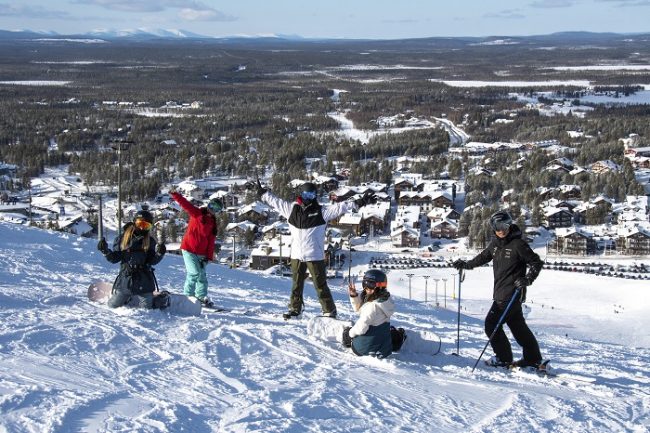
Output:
[549,227,597,256]
[590,160,620,174]
[616,226,650,255]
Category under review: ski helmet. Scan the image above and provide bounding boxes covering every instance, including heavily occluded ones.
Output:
[489,210,513,232]
[362,269,388,290]
[133,209,154,231]
[207,198,223,213]
[299,182,318,203]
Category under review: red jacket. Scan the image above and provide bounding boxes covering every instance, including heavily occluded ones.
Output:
[171,192,217,260]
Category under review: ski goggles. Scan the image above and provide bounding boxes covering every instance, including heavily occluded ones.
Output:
[300,190,317,201]
[208,200,223,213]
[491,220,511,232]
[362,279,387,290]
[134,218,153,231]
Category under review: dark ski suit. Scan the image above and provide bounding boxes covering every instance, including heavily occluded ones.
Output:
[465,224,544,364]
[103,223,165,308]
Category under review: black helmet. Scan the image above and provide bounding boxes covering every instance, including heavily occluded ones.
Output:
[133,209,154,232]
[299,182,318,203]
[489,210,513,232]
[362,269,388,290]
[134,209,154,224]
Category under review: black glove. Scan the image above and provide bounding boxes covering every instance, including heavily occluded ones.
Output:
[342,326,352,347]
[245,179,267,199]
[156,243,166,255]
[452,259,469,271]
[354,191,377,208]
[97,237,110,255]
[514,277,529,289]
[199,258,209,268]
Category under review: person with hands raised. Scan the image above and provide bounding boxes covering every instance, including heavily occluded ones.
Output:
[170,187,223,308]
[97,209,166,309]
[255,180,373,319]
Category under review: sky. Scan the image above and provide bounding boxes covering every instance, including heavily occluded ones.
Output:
[0,0,648,40]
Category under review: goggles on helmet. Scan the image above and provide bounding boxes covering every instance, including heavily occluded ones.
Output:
[362,278,387,290]
[134,217,153,231]
[208,200,223,213]
[300,190,317,201]
[492,221,511,232]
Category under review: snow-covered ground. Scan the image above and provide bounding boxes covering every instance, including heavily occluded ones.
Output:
[327,110,468,146]
[0,222,649,433]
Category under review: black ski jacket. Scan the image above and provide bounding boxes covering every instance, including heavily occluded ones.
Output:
[104,223,164,295]
[465,224,543,304]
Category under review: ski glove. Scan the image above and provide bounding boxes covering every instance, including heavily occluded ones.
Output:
[354,191,377,208]
[156,243,166,255]
[199,258,209,268]
[452,259,471,270]
[245,179,267,199]
[342,326,353,347]
[97,237,110,255]
[514,277,529,289]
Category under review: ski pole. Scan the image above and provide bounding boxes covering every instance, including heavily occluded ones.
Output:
[347,234,353,283]
[471,287,521,372]
[97,194,104,241]
[452,268,464,356]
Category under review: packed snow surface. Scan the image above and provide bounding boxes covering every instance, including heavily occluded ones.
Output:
[0,222,649,432]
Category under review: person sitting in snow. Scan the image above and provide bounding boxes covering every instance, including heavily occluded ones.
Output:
[342,269,405,358]
[452,210,544,369]
[97,209,166,309]
[248,179,376,319]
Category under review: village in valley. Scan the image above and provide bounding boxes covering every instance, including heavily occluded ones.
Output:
[2,119,650,278]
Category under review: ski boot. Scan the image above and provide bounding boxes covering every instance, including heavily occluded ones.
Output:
[282,310,301,320]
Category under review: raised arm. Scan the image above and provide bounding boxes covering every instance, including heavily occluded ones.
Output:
[260,191,294,220]
[170,191,202,218]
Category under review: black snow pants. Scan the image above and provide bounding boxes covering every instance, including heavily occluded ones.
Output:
[484,300,541,364]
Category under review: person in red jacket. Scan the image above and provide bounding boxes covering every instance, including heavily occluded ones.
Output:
[170,188,223,307]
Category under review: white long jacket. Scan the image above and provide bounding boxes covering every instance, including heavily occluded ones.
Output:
[262,191,356,262]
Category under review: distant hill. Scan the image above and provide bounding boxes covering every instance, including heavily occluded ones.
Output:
[0,28,648,47]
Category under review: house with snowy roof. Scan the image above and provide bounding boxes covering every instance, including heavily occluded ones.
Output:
[590,160,620,174]
[616,226,650,255]
[390,225,420,248]
[237,201,272,225]
[543,206,574,229]
[550,227,597,256]
[430,219,459,239]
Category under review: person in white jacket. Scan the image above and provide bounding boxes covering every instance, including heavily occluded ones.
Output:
[248,180,376,319]
[343,269,403,358]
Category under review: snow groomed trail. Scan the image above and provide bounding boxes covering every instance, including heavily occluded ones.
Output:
[0,223,648,433]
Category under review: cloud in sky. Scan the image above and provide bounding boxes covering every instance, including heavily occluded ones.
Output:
[529,0,579,7]
[595,0,650,5]
[0,3,75,19]
[483,9,526,19]
[72,0,236,20]
[178,8,235,22]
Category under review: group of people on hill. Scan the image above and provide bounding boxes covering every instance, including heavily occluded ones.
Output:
[97,187,222,309]
[97,181,545,368]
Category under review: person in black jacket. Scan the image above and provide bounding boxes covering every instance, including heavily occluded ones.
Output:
[97,209,166,309]
[453,210,544,368]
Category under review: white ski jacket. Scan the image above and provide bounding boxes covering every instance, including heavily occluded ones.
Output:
[348,294,395,338]
[262,191,356,262]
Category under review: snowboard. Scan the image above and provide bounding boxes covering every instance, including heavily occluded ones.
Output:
[397,329,442,356]
[306,316,353,342]
[87,281,203,316]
